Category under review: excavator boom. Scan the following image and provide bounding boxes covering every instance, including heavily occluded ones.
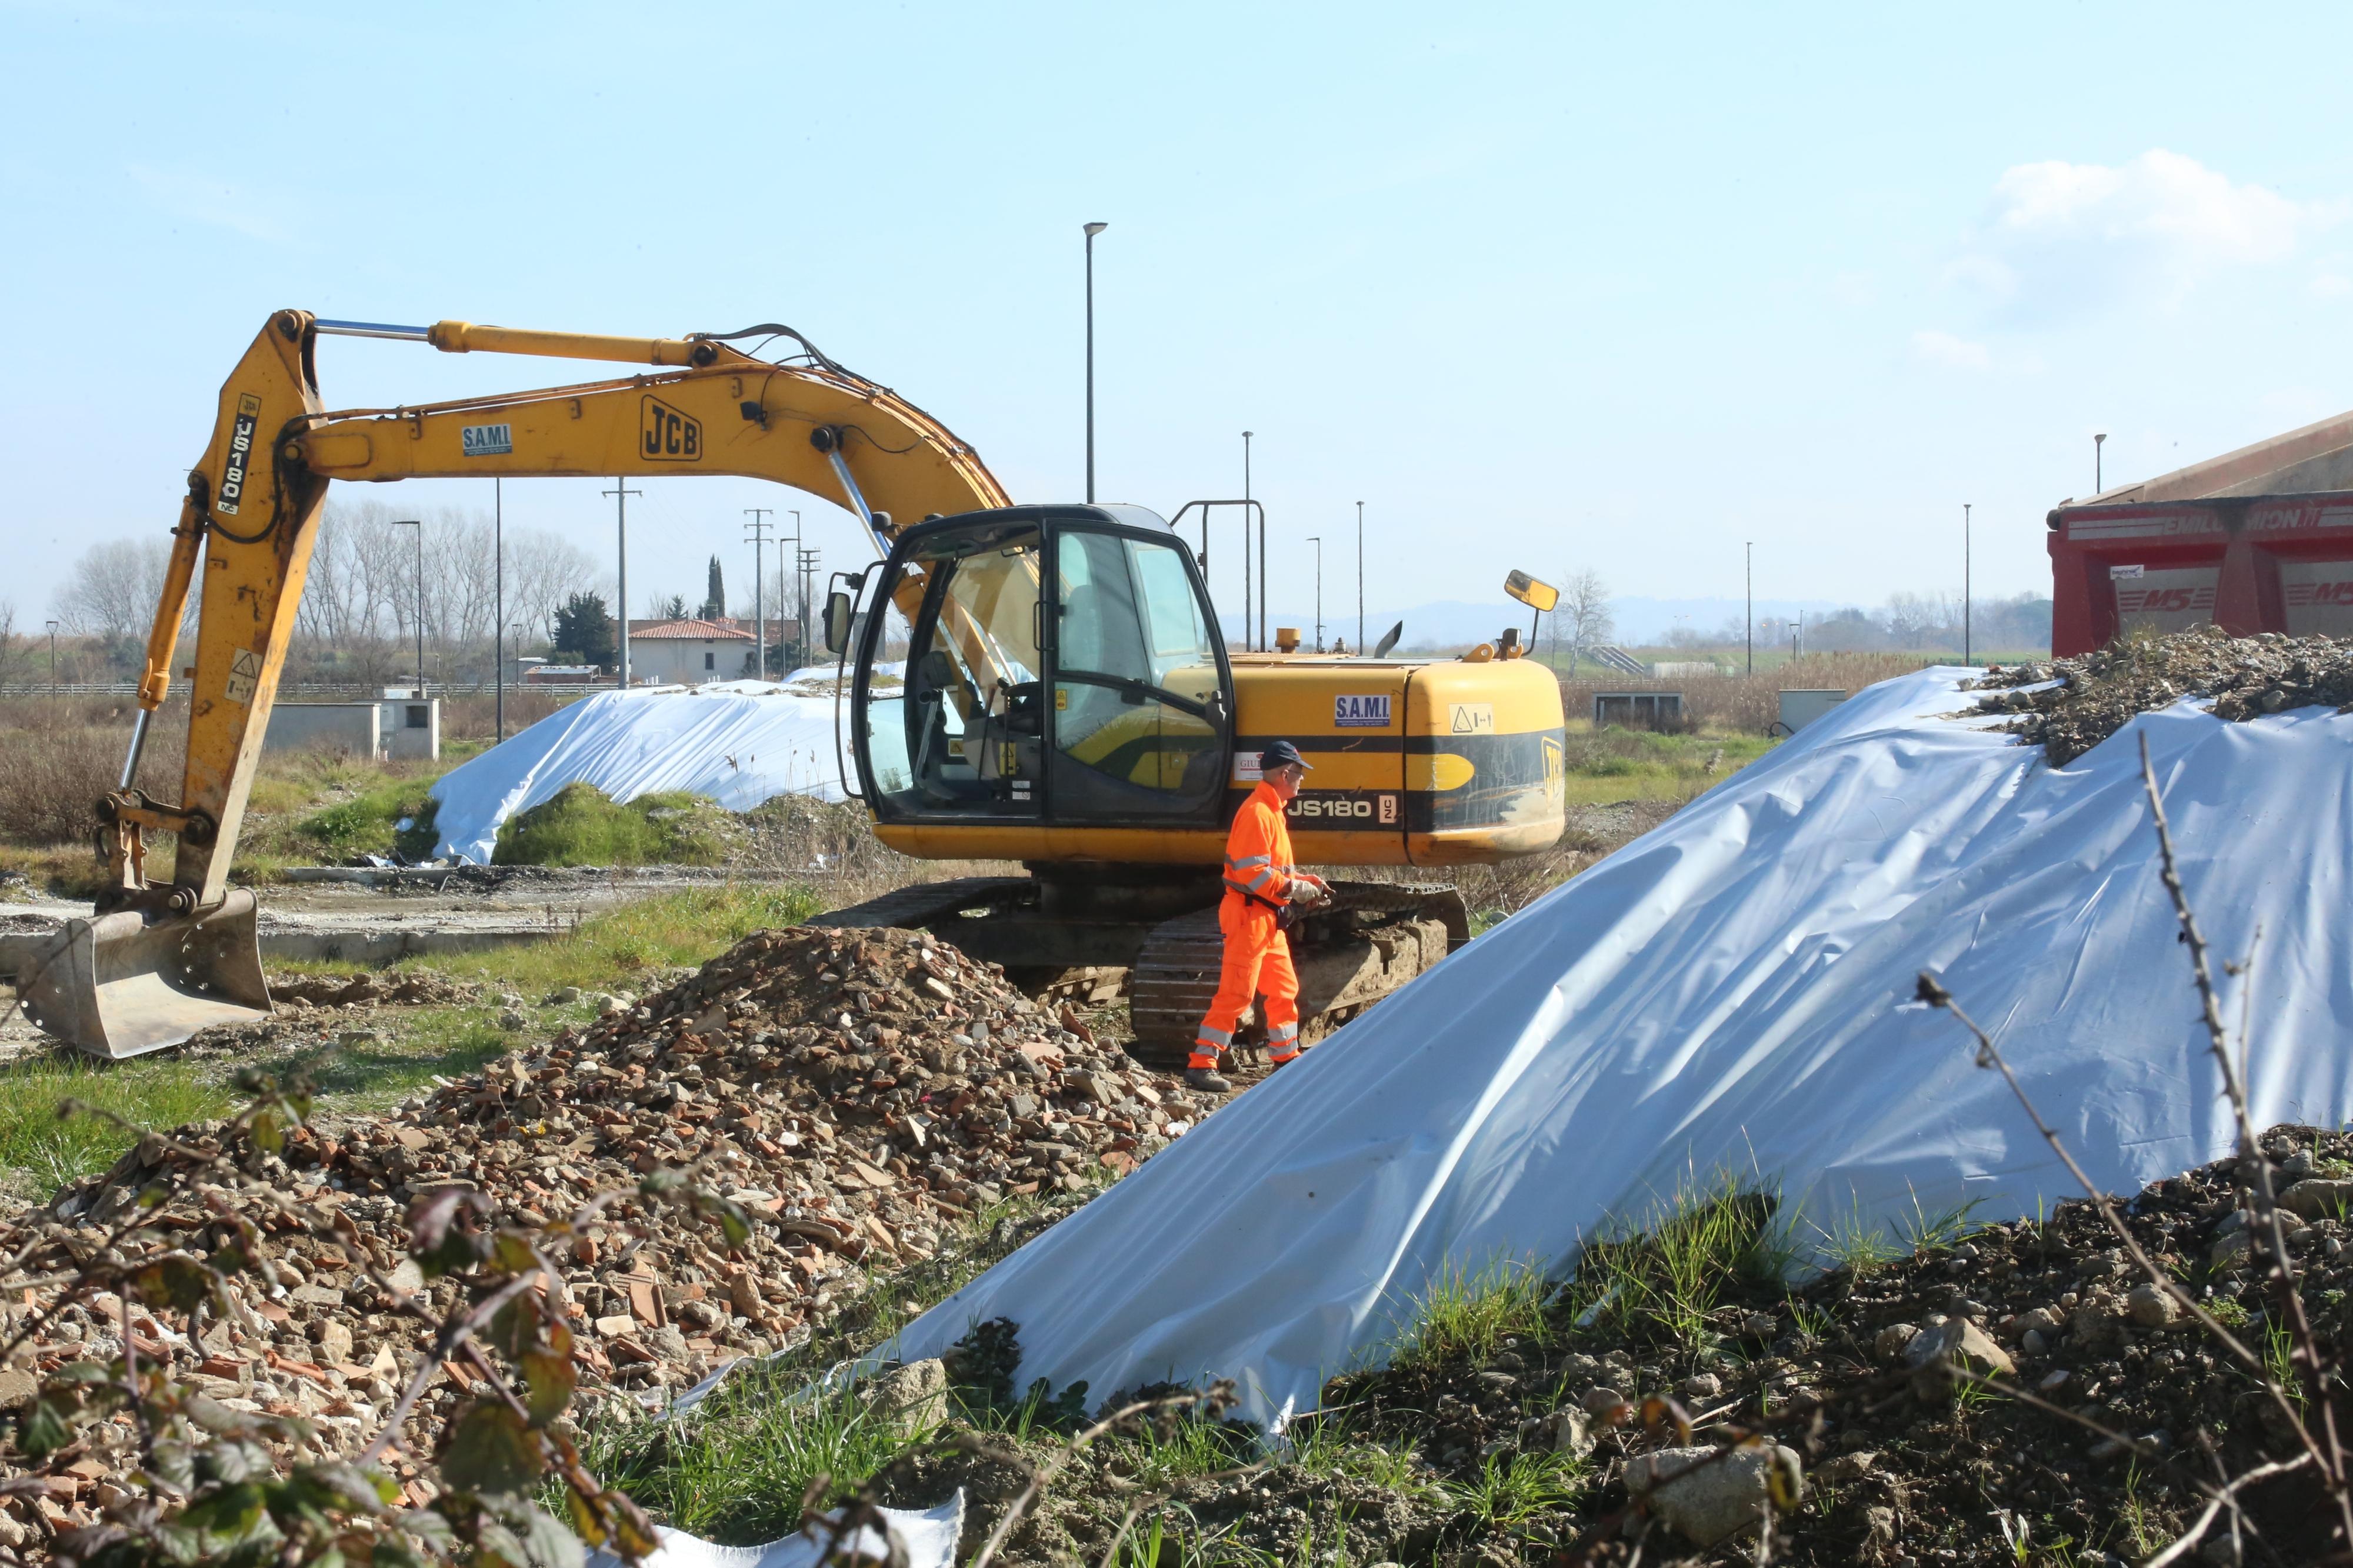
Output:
[26,309,1008,1057]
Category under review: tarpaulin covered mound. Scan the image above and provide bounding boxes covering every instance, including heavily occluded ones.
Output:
[881,665,2353,1424]
[428,673,855,863]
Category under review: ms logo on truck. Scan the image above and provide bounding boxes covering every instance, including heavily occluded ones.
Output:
[640,395,702,462]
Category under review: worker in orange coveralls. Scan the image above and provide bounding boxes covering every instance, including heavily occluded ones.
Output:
[1188,739,1331,1093]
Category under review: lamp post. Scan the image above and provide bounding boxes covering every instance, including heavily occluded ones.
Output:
[1355,501,1365,655]
[392,519,424,693]
[1963,502,1973,666]
[44,620,57,700]
[1307,535,1322,650]
[1084,222,1107,503]
[2095,432,2108,493]
[1745,541,1754,675]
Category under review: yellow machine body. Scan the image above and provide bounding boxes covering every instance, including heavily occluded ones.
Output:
[869,652,1565,866]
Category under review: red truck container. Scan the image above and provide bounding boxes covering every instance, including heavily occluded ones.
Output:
[2048,411,2353,655]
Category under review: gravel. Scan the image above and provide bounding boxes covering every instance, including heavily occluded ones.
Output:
[1969,626,2353,763]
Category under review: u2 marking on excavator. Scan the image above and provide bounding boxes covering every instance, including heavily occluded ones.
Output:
[639,395,701,461]
[216,393,262,515]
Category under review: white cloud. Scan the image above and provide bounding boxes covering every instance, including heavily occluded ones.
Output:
[1949,149,2338,322]
[1910,329,1991,371]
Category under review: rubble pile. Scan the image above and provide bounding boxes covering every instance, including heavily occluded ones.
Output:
[0,926,1211,1542]
[1971,625,2353,763]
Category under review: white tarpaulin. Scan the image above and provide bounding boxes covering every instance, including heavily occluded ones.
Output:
[427,674,858,864]
[591,1493,963,1568]
[872,666,2353,1426]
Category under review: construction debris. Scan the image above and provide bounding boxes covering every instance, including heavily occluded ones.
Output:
[0,924,1211,1540]
[1971,625,2353,763]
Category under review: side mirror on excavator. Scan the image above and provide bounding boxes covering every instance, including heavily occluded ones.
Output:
[824,589,855,654]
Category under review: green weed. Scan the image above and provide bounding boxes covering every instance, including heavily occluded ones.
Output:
[494,783,735,866]
[1894,1184,1985,1255]
[1387,1257,1555,1370]
[1562,1175,1789,1347]
[579,1373,917,1546]
[1441,1449,1585,1537]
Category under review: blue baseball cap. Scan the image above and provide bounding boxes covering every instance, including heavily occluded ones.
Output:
[1259,740,1313,771]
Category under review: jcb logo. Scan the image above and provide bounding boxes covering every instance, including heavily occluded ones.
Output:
[640,395,702,462]
[1542,735,1565,802]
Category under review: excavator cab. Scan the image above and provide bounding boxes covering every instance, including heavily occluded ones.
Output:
[846,505,1234,833]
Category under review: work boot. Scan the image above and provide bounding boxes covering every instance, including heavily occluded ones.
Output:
[1185,1067,1233,1094]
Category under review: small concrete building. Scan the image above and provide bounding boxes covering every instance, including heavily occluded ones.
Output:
[264,695,440,760]
[627,618,756,685]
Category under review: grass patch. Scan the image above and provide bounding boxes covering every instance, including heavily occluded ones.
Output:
[494,784,735,868]
[1388,1257,1556,1371]
[429,884,825,996]
[1557,726,1777,806]
[585,1376,918,1545]
[1561,1176,1791,1347]
[576,1187,1096,1544]
[0,1051,236,1198]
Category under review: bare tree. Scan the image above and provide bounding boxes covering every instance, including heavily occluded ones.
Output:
[53,538,188,648]
[1559,568,1615,676]
[0,601,29,692]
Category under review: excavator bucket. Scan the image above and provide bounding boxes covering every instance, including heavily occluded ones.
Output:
[16,890,270,1060]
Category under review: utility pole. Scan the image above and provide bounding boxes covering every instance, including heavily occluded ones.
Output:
[1355,501,1365,656]
[603,478,641,688]
[1963,502,1973,666]
[494,478,505,741]
[1242,431,1254,651]
[1084,222,1107,502]
[744,508,773,679]
[787,511,804,668]
[44,620,57,700]
[1307,535,1322,649]
[799,547,823,657]
[392,519,425,693]
[1745,541,1754,675]
[1793,611,1804,660]
[2095,432,2107,493]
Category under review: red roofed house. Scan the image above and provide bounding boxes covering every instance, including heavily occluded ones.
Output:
[626,618,755,686]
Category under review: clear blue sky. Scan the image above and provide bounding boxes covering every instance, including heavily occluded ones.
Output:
[6,1,2351,633]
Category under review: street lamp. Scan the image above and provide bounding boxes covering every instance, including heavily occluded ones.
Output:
[1307,536,1322,650]
[1242,431,1261,651]
[1745,541,1754,675]
[392,519,424,693]
[44,620,57,700]
[2095,432,2108,493]
[744,508,774,679]
[1084,222,1108,503]
[1355,501,1365,656]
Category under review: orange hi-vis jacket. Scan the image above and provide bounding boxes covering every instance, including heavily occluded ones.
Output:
[1222,782,1312,907]
[1192,780,1314,1069]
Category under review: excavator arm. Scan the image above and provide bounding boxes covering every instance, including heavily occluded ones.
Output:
[26,308,1008,1057]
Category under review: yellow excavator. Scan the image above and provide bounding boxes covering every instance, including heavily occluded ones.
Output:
[23,310,1567,1062]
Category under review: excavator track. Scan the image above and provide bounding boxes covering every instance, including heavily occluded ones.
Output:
[1125,880,1471,1069]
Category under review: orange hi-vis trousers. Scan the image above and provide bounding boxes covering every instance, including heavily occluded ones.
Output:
[1189,893,1303,1070]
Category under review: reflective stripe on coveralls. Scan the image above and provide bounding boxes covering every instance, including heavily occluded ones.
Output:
[1192,780,1306,1069]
